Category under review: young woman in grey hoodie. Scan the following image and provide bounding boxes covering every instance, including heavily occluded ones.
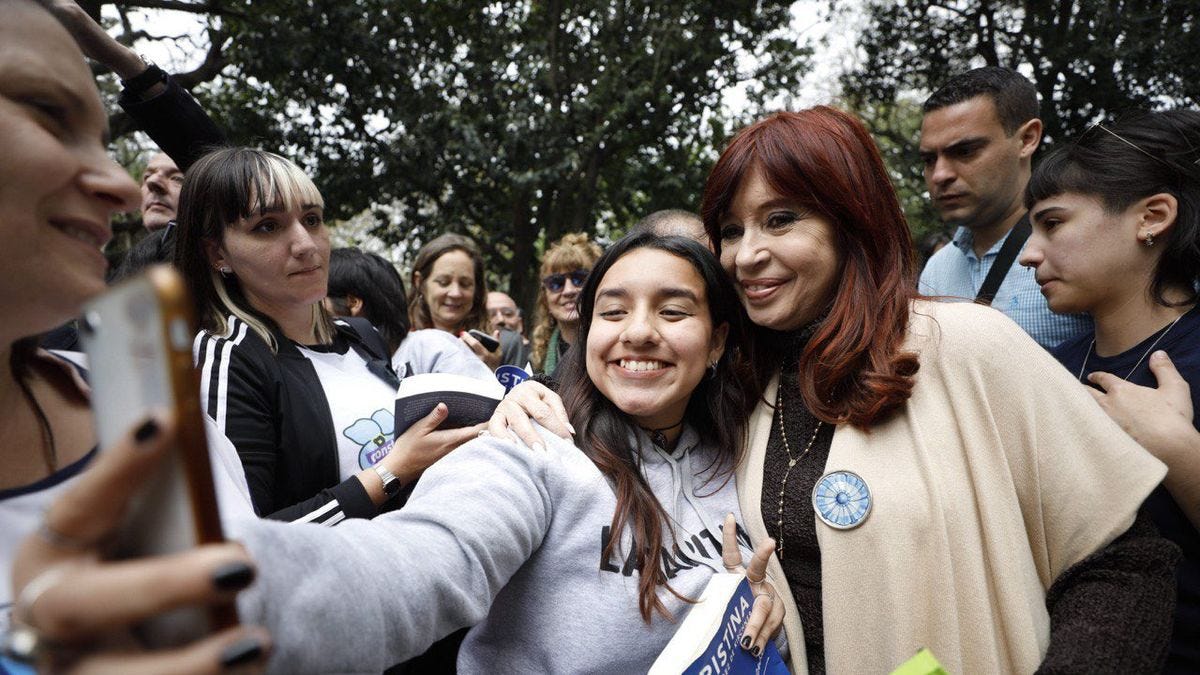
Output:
[11,233,785,674]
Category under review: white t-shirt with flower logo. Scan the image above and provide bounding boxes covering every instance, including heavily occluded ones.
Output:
[295,342,398,481]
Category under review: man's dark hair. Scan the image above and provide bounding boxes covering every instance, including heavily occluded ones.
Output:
[923,67,1039,135]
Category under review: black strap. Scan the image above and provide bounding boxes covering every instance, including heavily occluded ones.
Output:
[975,214,1032,306]
[338,317,401,390]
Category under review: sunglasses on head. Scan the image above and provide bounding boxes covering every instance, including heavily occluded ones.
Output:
[542,269,589,293]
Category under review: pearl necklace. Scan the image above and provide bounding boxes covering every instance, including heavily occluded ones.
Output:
[774,373,823,561]
[1077,312,1186,383]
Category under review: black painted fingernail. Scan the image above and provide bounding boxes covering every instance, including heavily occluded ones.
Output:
[212,561,256,591]
[751,645,762,658]
[741,635,752,650]
[134,418,160,443]
[221,637,266,669]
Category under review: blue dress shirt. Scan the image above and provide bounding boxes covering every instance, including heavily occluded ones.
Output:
[918,225,1091,349]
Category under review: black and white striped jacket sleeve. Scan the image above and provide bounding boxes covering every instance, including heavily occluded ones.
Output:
[193,319,376,524]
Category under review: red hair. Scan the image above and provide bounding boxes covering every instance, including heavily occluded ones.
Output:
[702,107,919,428]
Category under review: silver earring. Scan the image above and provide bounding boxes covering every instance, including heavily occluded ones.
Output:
[218,265,232,276]
[706,361,718,380]
[1144,232,1155,247]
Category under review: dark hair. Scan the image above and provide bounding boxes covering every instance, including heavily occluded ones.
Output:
[702,107,919,429]
[923,67,1039,135]
[1027,109,1200,307]
[916,229,952,272]
[407,233,489,334]
[327,247,411,353]
[556,232,752,622]
[174,147,333,351]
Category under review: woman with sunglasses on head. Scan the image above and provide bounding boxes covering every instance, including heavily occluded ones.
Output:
[13,232,787,673]
[495,107,1179,673]
[177,148,483,526]
[531,232,602,376]
[1020,109,1200,672]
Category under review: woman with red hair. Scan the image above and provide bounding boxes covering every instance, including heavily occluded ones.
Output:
[704,108,1176,673]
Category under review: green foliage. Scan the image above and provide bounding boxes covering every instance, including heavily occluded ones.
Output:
[108,0,808,310]
[840,0,1199,241]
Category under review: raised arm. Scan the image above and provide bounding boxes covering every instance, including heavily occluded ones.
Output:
[45,0,226,170]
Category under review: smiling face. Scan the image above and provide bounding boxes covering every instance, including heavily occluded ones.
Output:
[207,202,330,320]
[717,166,842,331]
[585,248,727,431]
[139,151,182,231]
[421,249,476,332]
[919,95,1036,231]
[1020,192,1153,315]
[0,2,140,337]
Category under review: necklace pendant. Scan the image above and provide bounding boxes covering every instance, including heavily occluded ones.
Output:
[812,470,872,530]
[788,458,797,467]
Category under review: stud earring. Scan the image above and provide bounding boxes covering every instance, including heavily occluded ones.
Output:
[1144,232,1155,247]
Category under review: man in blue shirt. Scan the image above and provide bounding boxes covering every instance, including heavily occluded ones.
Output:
[918,67,1090,349]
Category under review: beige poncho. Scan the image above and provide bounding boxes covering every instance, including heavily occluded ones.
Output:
[737,300,1165,674]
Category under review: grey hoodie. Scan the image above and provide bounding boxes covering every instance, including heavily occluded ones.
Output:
[235,425,763,674]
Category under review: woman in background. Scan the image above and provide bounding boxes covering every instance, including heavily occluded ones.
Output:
[1020,109,1200,671]
[408,233,522,370]
[530,232,602,376]
[326,246,492,380]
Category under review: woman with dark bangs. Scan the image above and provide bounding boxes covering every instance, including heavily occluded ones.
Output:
[698,107,1178,673]
[1020,109,1200,672]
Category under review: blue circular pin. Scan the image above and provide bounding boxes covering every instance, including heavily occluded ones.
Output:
[812,470,872,530]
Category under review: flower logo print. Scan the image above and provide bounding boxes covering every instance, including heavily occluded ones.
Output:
[345,409,396,469]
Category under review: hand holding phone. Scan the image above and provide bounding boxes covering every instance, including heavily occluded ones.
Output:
[8,410,269,671]
[77,265,235,646]
[466,328,501,353]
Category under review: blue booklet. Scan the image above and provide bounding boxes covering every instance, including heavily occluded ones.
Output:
[650,573,790,675]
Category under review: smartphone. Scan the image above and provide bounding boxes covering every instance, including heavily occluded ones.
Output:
[467,328,501,352]
[78,265,236,646]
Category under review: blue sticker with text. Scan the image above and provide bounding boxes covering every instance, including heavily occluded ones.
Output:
[495,364,530,392]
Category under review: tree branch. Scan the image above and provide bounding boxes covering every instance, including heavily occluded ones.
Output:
[928,2,971,19]
[173,26,229,89]
[116,0,246,20]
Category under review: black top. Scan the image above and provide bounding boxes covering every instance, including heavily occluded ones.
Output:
[1054,304,1200,673]
[759,326,833,672]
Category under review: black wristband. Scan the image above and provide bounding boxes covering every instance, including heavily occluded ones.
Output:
[121,63,167,98]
